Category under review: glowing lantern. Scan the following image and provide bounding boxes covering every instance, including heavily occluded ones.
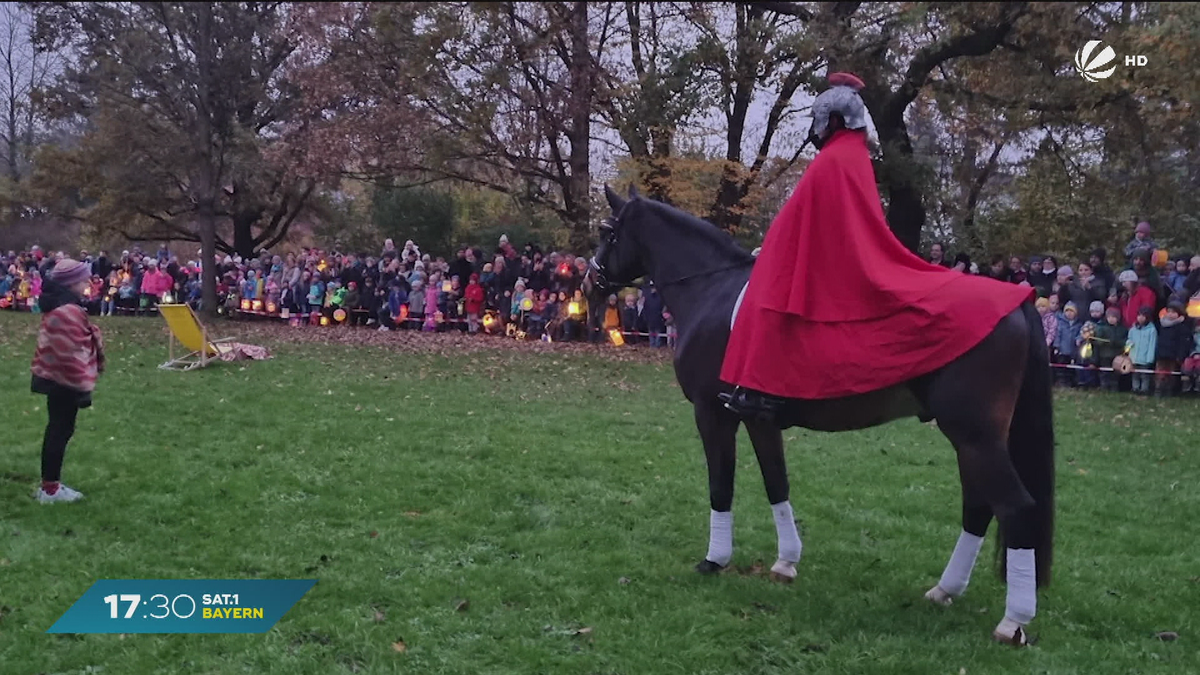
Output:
[542,333,552,343]
[558,263,570,276]
[442,281,452,293]
[280,307,290,319]
[482,313,497,330]
[434,311,444,324]
[515,330,527,340]
[241,298,252,311]
[289,316,302,327]
[317,260,328,272]
[1153,249,1169,267]
[1080,342,1093,360]
[266,301,278,314]
[320,315,331,326]
[162,291,175,304]
[609,329,625,346]
[1188,298,1200,319]
[252,299,264,312]
[0,294,11,309]
[520,297,533,311]
[399,305,409,321]
[506,323,516,337]
[568,301,580,316]
[334,308,347,322]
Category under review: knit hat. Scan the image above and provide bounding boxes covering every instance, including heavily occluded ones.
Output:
[1135,221,1152,235]
[1089,301,1105,314]
[1106,306,1122,318]
[1035,297,1049,310]
[1057,265,1073,277]
[1118,270,1138,284]
[1064,301,1078,312]
[1091,247,1107,262]
[49,259,90,287]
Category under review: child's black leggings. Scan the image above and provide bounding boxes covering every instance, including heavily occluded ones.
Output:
[42,394,80,482]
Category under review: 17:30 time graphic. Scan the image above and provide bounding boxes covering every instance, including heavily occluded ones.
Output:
[104,593,199,620]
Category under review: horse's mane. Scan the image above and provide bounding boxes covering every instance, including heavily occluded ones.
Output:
[640,199,755,265]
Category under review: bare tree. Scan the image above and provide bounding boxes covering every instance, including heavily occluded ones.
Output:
[0,4,53,220]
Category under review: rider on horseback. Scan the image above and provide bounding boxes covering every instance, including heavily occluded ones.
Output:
[721,72,1031,421]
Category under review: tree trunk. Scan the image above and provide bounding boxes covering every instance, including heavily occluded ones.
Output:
[196,3,219,315]
[233,213,257,259]
[565,0,592,252]
[875,121,925,254]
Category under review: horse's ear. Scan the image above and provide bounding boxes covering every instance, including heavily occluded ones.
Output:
[604,184,626,214]
[627,183,640,199]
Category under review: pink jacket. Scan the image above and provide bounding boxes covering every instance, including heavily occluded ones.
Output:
[141,269,173,296]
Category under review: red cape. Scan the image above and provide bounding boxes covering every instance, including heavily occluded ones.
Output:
[721,130,1033,399]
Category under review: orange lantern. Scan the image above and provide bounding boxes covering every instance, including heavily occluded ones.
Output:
[442,280,452,293]
[333,308,347,322]
[434,311,444,323]
[241,298,252,311]
[1187,297,1200,319]
[399,305,409,321]
[320,315,331,326]
[609,329,625,346]
[482,313,497,330]
[1152,249,1169,268]
[266,301,278,314]
[252,299,264,312]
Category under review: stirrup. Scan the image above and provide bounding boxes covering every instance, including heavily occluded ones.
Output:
[719,387,783,422]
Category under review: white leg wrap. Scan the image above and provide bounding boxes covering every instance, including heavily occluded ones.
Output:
[771,501,803,563]
[705,510,733,566]
[1004,548,1037,625]
[938,530,985,596]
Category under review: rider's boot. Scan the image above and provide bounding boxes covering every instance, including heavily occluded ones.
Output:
[719,386,785,422]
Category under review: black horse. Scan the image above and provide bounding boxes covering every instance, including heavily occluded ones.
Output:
[590,185,1055,645]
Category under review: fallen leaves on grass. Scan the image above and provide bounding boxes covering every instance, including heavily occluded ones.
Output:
[391,639,407,653]
[454,599,470,612]
[372,608,386,623]
[403,511,421,518]
[617,576,631,585]
[369,531,379,538]
[1155,631,1179,642]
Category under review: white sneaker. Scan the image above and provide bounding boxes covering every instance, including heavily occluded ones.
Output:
[36,485,85,503]
[378,326,390,332]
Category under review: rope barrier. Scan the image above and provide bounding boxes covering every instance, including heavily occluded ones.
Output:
[1048,362,1187,376]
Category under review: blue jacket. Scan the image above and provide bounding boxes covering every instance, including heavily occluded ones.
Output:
[1126,323,1158,365]
[1053,312,1084,357]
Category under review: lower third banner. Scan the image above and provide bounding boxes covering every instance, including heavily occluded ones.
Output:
[46,579,317,633]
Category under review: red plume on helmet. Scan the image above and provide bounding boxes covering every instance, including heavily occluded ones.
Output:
[828,72,865,91]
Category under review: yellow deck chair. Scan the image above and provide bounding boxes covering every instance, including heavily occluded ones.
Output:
[158,304,236,371]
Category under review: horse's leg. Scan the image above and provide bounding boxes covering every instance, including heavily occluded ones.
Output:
[924,313,1041,645]
[925,473,993,605]
[744,420,802,583]
[695,401,740,573]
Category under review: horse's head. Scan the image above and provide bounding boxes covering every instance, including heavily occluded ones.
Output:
[590,184,647,292]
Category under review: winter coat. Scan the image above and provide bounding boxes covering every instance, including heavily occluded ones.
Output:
[1053,312,1084,357]
[1093,320,1128,364]
[464,282,485,315]
[30,281,104,404]
[1126,322,1158,365]
[1156,317,1192,362]
[1040,311,1058,348]
[1119,284,1159,328]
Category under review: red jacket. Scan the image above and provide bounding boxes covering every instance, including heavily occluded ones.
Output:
[31,304,105,393]
[1119,284,1158,328]
[465,283,485,314]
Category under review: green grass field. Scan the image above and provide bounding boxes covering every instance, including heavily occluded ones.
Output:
[1,311,1197,674]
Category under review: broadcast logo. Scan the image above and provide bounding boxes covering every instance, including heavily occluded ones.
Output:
[1074,40,1147,82]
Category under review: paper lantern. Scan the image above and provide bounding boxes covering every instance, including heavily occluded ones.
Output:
[482,313,497,329]
[320,315,331,326]
[442,281,452,293]
[609,329,625,346]
[434,311,444,323]
[568,301,580,316]
[252,299,264,312]
[241,298,252,311]
[515,330,527,340]
[1080,343,1093,360]
[309,311,321,326]
[162,291,175,304]
[289,316,302,328]
[334,308,347,322]
[266,301,278,314]
[558,263,570,276]
[1188,298,1200,319]
[542,333,553,343]
[506,323,516,337]
[520,298,533,311]
[399,305,409,320]
[1153,249,1169,267]
[280,307,290,319]
[83,287,93,299]
[0,294,11,309]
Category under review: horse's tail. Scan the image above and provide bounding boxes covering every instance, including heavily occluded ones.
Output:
[998,300,1056,587]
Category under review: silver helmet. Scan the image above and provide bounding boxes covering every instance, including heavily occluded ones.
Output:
[809,72,868,139]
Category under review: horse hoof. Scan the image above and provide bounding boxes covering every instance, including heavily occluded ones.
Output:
[992,617,1029,647]
[769,560,797,583]
[924,585,953,606]
[695,559,727,575]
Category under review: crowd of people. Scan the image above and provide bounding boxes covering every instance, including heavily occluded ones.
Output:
[925,221,1200,397]
[6,219,1200,395]
[1,236,676,347]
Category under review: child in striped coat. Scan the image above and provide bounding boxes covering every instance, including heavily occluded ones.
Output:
[30,259,106,503]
